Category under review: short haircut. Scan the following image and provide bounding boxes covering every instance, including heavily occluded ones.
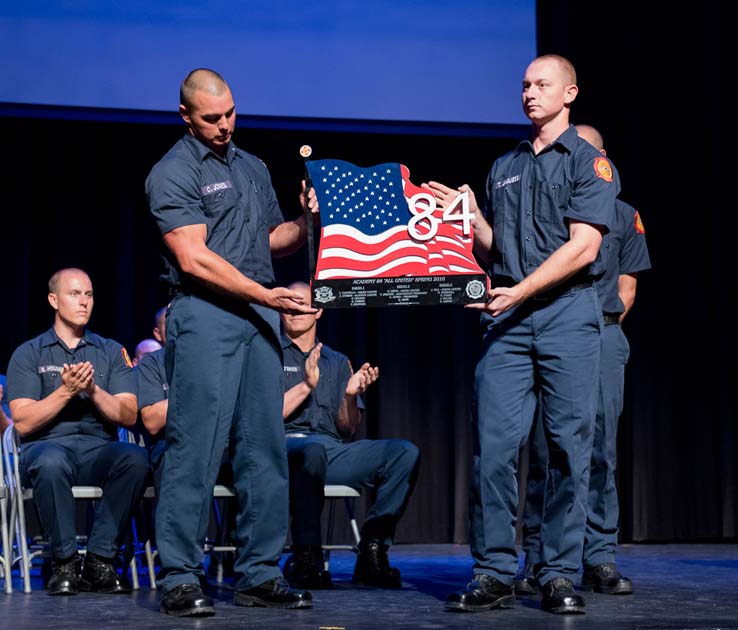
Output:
[180,68,229,109]
[534,54,577,85]
[48,268,90,294]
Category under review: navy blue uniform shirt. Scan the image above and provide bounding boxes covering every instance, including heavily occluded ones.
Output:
[484,125,619,282]
[134,348,168,449]
[145,133,285,289]
[281,336,360,441]
[6,328,135,443]
[596,200,652,315]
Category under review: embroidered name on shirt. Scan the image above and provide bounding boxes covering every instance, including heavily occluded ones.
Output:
[38,365,63,374]
[201,180,233,196]
[283,365,300,373]
[495,175,521,189]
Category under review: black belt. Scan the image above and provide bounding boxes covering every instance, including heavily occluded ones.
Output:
[603,313,620,326]
[530,281,592,301]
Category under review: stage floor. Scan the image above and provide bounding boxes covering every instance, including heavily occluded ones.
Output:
[2,543,737,629]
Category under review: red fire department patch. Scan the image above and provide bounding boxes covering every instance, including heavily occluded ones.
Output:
[593,156,613,183]
[634,211,645,234]
[121,347,133,368]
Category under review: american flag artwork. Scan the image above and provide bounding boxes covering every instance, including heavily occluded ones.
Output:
[306,159,484,280]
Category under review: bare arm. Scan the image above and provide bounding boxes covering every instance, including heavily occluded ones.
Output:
[84,373,138,427]
[163,223,316,315]
[140,399,168,436]
[618,273,638,322]
[283,343,321,419]
[469,220,604,317]
[10,362,94,437]
[270,182,320,258]
[336,363,379,440]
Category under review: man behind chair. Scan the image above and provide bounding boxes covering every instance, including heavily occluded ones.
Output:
[281,281,420,590]
[6,268,149,596]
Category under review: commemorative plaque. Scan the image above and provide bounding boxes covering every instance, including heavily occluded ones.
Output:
[304,156,489,308]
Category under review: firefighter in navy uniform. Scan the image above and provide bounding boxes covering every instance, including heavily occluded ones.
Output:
[515,124,652,597]
[280,282,420,590]
[428,55,617,615]
[145,68,319,617]
[6,268,148,596]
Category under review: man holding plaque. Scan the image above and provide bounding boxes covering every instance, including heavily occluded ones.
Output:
[428,55,617,615]
[145,68,318,616]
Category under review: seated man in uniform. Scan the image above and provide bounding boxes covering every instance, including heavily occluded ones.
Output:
[6,267,149,596]
[280,281,420,589]
[134,306,169,481]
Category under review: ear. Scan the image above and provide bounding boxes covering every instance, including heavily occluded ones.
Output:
[564,84,578,105]
[315,308,324,321]
[48,292,58,311]
[179,104,191,124]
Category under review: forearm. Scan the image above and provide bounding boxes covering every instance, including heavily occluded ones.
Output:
[89,388,137,427]
[141,400,167,436]
[516,226,602,300]
[336,394,362,439]
[0,409,11,432]
[182,247,271,304]
[9,389,76,437]
[283,381,313,419]
[618,273,638,322]
[472,215,494,265]
[270,217,307,258]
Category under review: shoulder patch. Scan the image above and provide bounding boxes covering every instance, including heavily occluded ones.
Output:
[634,211,645,234]
[593,156,614,183]
[121,347,133,368]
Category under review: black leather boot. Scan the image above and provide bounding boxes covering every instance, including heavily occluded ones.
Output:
[79,553,132,594]
[283,546,333,589]
[446,574,515,612]
[352,539,402,588]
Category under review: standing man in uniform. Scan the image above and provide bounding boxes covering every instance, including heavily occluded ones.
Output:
[6,267,149,596]
[427,54,617,614]
[280,281,420,590]
[145,68,318,617]
[515,124,652,597]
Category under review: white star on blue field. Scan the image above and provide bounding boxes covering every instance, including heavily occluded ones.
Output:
[307,159,411,236]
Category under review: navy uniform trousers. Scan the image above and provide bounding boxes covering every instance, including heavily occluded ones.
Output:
[155,293,288,593]
[20,434,149,559]
[521,319,629,570]
[286,434,420,547]
[470,286,602,585]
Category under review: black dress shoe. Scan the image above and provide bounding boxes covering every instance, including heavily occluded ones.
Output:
[446,574,515,612]
[79,553,132,594]
[582,562,633,594]
[160,584,216,617]
[514,576,539,596]
[234,577,313,609]
[284,548,333,589]
[352,539,402,588]
[540,577,586,614]
[47,553,83,596]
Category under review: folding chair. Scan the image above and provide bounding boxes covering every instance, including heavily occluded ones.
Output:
[321,484,361,571]
[3,425,140,593]
[0,430,13,593]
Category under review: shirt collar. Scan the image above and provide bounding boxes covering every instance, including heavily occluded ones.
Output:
[40,327,99,350]
[182,132,240,164]
[515,123,578,156]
